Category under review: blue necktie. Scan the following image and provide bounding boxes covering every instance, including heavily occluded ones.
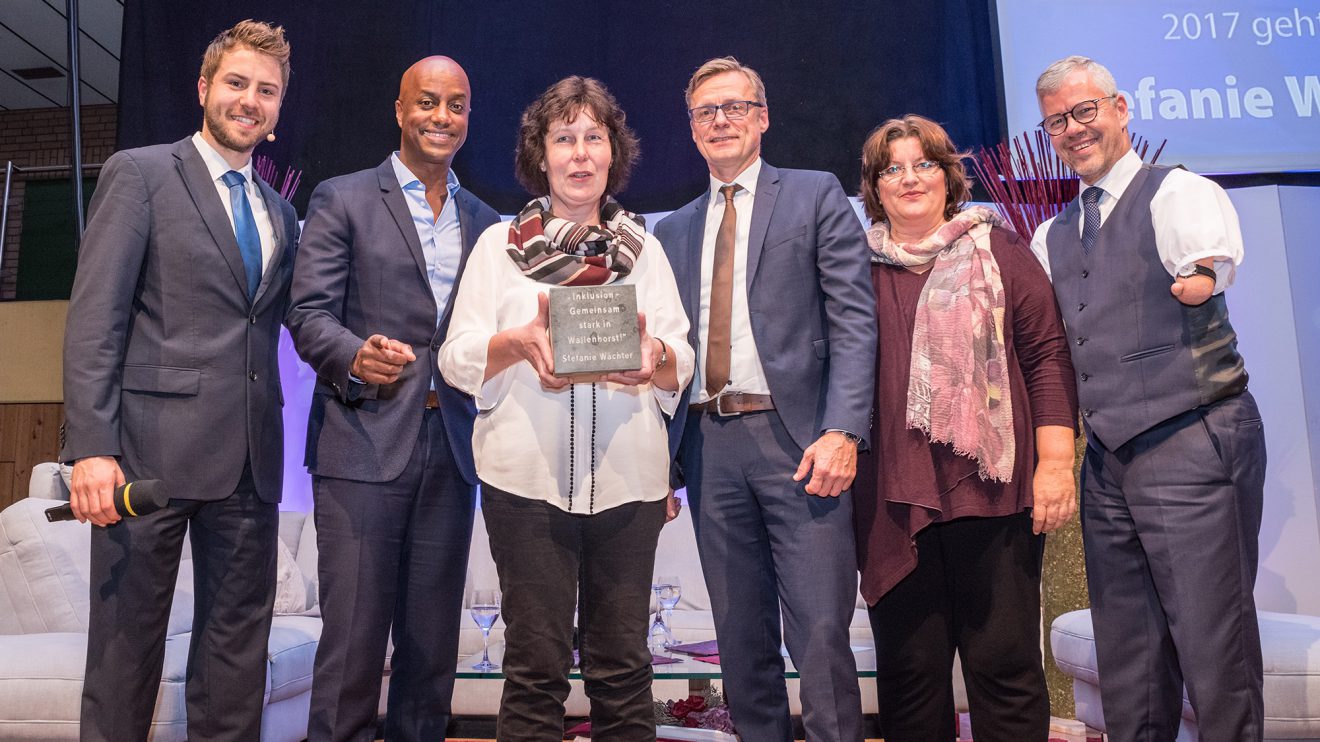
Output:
[1080,186,1103,255]
[221,170,262,299]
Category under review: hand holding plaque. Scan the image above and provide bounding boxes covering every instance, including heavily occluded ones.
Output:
[491,293,569,390]
[600,312,659,387]
[548,285,643,383]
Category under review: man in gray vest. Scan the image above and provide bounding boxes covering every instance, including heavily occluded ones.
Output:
[1030,55,1266,742]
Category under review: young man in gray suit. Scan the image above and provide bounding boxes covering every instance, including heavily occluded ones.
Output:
[61,20,298,742]
[1030,55,1266,742]
[286,56,499,742]
[655,57,876,742]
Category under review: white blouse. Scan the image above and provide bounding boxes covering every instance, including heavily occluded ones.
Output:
[440,220,694,514]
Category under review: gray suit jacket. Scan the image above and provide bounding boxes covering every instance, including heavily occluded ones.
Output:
[286,158,500,485]
[61,137,300,503]
[655,162,877,474]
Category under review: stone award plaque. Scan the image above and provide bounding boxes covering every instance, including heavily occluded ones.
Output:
[548,284,641,378]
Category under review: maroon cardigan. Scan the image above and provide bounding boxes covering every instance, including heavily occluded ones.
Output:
[853,225,1078,605]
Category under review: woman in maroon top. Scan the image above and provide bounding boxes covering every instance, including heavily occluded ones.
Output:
[853,115,1079,742]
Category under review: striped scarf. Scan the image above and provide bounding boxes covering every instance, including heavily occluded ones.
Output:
[505,196,645,286]
[867,206,1016,482]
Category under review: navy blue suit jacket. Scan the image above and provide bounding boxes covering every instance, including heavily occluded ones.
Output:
[61,137,299,502]
[654,163,877,476]
[286,158,500,485]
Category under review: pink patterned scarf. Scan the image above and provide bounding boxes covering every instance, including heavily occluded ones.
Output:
[866,206,1015,482]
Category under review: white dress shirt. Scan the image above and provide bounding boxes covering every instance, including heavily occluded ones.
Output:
[389,153,463,324]
[693,157,771,402]
[191,132,275,274]
[439,221,694,514]
[1030,150,1243,294]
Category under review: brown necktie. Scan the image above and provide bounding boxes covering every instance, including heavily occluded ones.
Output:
[705,184,742,397]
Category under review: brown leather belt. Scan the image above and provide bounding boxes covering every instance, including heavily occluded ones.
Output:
[425,390,440,409]
[689,392,775,417]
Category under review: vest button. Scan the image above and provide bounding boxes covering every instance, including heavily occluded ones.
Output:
[1083,408,1094,417]
[1081,270,1089,278]
[248,371,258,381]
[1077,303,1086,311]
[1080,373,1090,381]
[1075,337,1087,346]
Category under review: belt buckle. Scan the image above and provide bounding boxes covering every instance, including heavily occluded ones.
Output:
[713,393,737,417]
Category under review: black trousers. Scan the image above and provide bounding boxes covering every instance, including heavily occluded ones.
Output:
[81,476,278,742]
[869,512,1049,742]
[308,409,476,742]
[481,484,666,742]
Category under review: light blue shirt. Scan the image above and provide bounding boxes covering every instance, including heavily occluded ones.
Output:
[390,153,463,326]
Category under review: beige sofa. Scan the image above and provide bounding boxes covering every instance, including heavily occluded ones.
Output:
[0,464,319,742]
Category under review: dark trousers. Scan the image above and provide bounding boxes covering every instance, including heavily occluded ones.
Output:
[81,477,278,742]
[869,513,1048,742]
[481,484,666,742]
[679,409,864,742]
[1083,392,1266,742]
[308,409,476,742]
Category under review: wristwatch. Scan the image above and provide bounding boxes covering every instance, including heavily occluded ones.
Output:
[1178,264,1216,282]
[829,429,862,445]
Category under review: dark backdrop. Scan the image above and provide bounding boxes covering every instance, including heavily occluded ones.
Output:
[119,1,1005,215]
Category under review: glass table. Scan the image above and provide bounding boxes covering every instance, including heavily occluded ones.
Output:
[458,642,878,689]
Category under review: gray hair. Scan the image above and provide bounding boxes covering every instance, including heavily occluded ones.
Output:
[685,56,767,109]
[1035,55,1118,100]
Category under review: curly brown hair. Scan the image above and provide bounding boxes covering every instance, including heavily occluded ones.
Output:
[514,76,639,198]
[858,114,971,225]
[200,19,291,92]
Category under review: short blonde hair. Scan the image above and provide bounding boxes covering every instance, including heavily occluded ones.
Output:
[200,19,291,92]
[684,56,766,108]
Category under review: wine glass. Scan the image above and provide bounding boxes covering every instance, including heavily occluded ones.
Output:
[649,575,681,651]
[468,588,501,671]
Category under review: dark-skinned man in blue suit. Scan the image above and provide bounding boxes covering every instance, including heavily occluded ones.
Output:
[655,57,877,742]
[286,56,499,742]
[62,20,298,742]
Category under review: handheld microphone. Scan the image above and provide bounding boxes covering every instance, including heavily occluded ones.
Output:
[44,480,170,523]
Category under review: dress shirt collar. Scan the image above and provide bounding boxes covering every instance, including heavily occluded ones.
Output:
[1083,149,1142,203]
[191,131,253,185]
[707,157,762,201]
[391,152,460,201]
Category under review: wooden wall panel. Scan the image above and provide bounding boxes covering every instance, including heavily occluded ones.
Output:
[0,402,63,511]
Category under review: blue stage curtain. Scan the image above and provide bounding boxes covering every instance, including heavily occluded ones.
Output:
[118,0,1004,215]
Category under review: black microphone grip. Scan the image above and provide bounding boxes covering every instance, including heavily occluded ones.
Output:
[44,480,170,523]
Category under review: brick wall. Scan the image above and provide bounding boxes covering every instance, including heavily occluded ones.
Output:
[0,104,117,300]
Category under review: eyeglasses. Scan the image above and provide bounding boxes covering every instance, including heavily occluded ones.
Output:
[687,100,764,124]
[1038,95,1117,136]
[878,160,942,182]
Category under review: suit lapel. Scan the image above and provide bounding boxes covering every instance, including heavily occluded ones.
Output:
[377,159,432,288]
[438,188,480,328]
[174,138,250,300]
[745,163,780,291]
[683,192,710,322]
